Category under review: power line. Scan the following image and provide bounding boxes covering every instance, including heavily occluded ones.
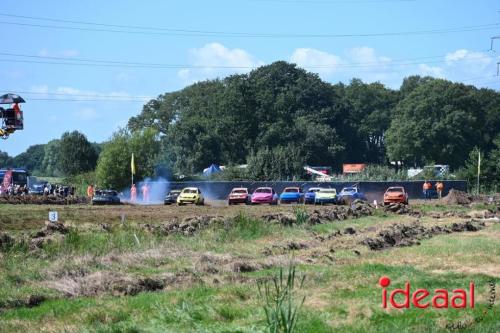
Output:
[0,51,493,70]
[1,90,152,100]
[0,13,498,38]
[250,0,416,3]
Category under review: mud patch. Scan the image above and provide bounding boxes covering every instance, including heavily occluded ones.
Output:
[362,220,485,250]
[141,215,226,236]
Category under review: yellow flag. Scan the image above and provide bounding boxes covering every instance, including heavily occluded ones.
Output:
[131,153,136,175]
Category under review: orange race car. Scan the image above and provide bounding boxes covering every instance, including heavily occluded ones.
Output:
[383,186,409,205]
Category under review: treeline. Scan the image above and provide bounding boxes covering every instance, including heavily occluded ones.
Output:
[2,62,500,190]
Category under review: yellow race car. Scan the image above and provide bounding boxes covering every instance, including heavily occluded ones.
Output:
[314,188,338,205]
[177,187,205,206]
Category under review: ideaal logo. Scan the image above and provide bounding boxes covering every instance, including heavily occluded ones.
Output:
[378,276,496,330]
[378,276,475,309]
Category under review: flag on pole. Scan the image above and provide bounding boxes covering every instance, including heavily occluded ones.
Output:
[477,152,481,177]
[131,153,136,175]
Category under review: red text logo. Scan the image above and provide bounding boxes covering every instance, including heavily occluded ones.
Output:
[379,276,475,309]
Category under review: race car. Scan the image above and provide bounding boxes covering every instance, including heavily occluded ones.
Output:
[314,188,338,205]
[177,187,204,206]
[304,187,322,204]
[279,187,304,204]
[228,187,250,205]
[92,190,121,205]
[383,186,409,205]
[251,187,278,205]
[164,189,181,205]
[338,187,367,204]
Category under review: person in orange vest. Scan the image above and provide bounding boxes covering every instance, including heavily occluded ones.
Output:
[12,103,23,128]
[142,183,150,203]
[423,181,432,200]
[436,181,444,199]
[130,184,137,202]
[86,184,94,200]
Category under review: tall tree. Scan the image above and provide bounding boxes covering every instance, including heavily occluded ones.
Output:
[58,131,98,176]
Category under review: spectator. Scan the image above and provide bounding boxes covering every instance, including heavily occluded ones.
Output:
[436,181,444,199]
[423,181,432,200]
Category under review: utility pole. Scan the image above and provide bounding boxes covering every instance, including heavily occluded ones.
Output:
[491,36,500,51]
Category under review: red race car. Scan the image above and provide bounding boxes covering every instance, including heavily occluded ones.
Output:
[228,187,250,205]
[383,186,409,205]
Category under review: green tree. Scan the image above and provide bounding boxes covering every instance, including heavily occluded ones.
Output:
[386,79,482,168]
[0,151,13,167]
[96,128,161,189]
[41,139,62,176]
[11,145,45,174]
[58,131,98,176]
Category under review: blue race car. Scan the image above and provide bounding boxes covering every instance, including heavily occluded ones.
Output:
[338,187,367,204]
[304,187,322,204]
[279,187,304,204]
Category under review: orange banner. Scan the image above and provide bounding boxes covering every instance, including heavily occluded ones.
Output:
[343,164,366,174]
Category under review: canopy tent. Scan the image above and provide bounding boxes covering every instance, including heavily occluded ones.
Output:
[203,164,221,176]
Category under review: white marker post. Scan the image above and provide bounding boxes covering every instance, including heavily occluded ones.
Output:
[48,211,58,223]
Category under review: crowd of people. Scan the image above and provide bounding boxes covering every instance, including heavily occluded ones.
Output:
[0,183,29,196]
[43,183,75,197]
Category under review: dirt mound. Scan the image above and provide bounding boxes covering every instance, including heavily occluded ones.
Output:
[262,202,374,226]
[141,215,226,236]
[45,271,194,297]
[362,220,485,250]
[442,189,473,205]
[30,221,71,249]
[0,232,15,251]
[0,195,88,205]
[383,203,411,214]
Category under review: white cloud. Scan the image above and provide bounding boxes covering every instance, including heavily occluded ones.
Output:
[290,48,342,75]
[418,64,445,78]
[177,42,264,83]
[30,85,49,95]
[444,49,493,76]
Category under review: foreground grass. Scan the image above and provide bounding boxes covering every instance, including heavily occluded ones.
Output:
[0,203,498,332]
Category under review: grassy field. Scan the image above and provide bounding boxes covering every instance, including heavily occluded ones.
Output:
[0,202,498,332]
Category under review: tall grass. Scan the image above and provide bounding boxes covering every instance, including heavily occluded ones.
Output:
[215,212,274,242]
[258,263,306,333]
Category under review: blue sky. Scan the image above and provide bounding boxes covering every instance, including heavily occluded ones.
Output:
[1,0,499,155]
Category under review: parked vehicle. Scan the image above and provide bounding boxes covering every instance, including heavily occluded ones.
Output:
[279,187,304,204]
[338,187,367,204]
[177,187,204,206]
[28,182,47,195]
[314,188,337,205]
[92,190,121,205]
[304,187,322,204]
[228,187,250,205]
[164,189,181,205]
[383,187,409,205]
[251,187,278,205]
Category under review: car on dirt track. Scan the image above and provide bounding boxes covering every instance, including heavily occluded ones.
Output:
[177,187,204,206]
[314,188,338,205]
[338,187,367,204]
[228,187,250,205]
[164,189,181,205]
[92,190,121,205]
[304,187,322,204]
[279,187,304,204]
[251,187,278,205]
[383,186,408,205]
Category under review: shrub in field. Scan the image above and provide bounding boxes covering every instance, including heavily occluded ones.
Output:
[257,264,306,333]
[293,207,308,226]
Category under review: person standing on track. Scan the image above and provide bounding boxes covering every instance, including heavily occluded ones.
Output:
[142,183,150,203]
[423,180,432,200]
[87,184,94,200]
[436,181,444,199]
[130,184,137,202]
